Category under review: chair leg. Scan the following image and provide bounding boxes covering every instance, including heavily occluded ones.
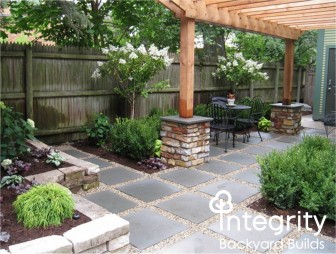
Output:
[257,127,263,141]
[232,131,235,148]
[224,132,228,153]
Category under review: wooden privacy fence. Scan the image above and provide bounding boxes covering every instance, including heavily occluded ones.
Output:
[0,43,308,143]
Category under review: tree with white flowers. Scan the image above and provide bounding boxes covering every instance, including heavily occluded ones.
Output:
[92,43,173,119]
[213,52,269,95]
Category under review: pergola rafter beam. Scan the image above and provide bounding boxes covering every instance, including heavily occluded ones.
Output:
[230,0,335,13]
[252,6,335,18]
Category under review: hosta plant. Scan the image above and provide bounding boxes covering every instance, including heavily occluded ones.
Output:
[46,151,65,167]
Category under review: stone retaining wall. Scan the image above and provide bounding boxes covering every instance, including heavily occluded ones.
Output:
[27,140,100,193]
[270,103,303,135]
[5,202,130,254]
[160,116,212,167]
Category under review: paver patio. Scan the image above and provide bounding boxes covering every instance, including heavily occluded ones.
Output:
[58,121,335,254]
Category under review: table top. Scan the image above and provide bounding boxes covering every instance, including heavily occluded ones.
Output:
[226,104,251,110]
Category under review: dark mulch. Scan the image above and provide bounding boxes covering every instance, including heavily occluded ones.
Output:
[0,180,91,250]
[249,197,336,239]
[72,139,172,174]
[18,154,73,177]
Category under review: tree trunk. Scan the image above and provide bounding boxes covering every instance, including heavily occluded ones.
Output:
[130,92,136,120]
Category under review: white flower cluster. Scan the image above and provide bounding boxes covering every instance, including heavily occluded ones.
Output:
[91,68,102,79]
[1,159,12,169]
[101,43,173,67]
[213,52,269,83]
[27,118,35,128]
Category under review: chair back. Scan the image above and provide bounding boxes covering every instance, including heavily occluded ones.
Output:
[208,103,231,127]
[250,96,264,121]
[211,96,227,108]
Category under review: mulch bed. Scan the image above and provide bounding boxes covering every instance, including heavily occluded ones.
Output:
[249,197,336,239]
[0,179,91,250]
[18,154,73,177]
[72,139,172,174]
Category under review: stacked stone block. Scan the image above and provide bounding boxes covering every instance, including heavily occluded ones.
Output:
[27,140,100,193]
[270,103,303,134]
[160,116,212,167]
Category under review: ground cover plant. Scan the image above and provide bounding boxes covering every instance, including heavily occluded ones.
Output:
[258,135,336,221]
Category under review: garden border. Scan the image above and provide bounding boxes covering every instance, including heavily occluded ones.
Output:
[1,139,130,254]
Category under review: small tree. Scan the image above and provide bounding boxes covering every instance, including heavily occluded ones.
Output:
[212,52,269,94]
[92,43,173,119]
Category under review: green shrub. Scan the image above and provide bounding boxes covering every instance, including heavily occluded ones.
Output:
[13,183,75,228]
[194,104,209,117]
[258,136,336,220]
[110,117,159,160]
[0,102,36,161]
[84,113,112,147]
[258,117,271,132]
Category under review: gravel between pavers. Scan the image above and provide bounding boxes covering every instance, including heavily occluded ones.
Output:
[57,131,335,254]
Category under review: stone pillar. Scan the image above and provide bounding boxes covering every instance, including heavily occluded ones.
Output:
[160,116,212,167]
[270,103,303,135]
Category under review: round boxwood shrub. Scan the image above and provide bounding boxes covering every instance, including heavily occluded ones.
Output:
[13,183,75,228]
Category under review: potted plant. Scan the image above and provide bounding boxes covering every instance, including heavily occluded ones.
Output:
[212,52,269,99]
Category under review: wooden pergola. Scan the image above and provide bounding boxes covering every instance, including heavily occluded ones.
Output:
[158,0,336,118]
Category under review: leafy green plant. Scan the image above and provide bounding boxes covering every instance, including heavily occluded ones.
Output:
[194,104,209,117]
[0,102,36,161]
[0,175,24,188]
[258,136,336,220]
[84,113,112,147]
[258,117,271,132]
[154,139,162,157]
[46,151,65,167]
[109,117,159,160]
[13,183,75,228]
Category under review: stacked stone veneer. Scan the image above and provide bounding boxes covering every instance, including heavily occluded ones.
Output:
[27,140,100,193]
[160,116,212,167]
[270,103,303,134]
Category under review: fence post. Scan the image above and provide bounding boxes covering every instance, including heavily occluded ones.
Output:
[274,62,280,103]
[25,46,33,119]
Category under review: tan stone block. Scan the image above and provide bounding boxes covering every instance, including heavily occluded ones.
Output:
[59,166,85,181]
[167,159,175,166]
[283,119,294,126]
[162,138,180,147]
[191,158,205,166]
[82,181,100,191]
[25,170,64,185]
[175,160,192,167]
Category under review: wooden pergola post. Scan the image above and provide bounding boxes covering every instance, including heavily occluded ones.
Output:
[282,39,295,105]
[179,16,195,118]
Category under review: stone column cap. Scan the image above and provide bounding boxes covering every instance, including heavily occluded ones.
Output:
[160,115,213,124]
[271,103,304,109]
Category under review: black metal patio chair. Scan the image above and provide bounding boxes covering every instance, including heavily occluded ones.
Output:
[208,103,236,152]
[236,96,264,142]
